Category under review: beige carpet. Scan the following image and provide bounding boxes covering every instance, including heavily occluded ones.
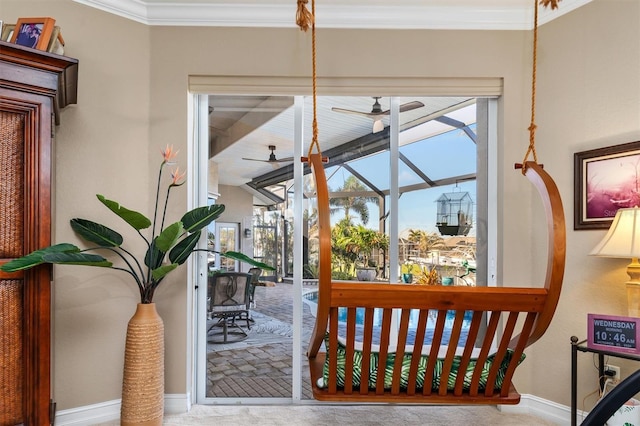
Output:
[101,404,557,425]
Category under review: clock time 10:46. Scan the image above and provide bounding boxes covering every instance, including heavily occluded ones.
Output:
[594,330,633,345]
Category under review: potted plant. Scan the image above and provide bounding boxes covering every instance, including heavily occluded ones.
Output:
[0,145,272,425]
[342,225,388,281]
[415,266,440,286]
[440,264,457,286]
[401,259,415,283]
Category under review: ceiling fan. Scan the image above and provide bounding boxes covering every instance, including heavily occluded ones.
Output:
[242,145,293,165]
[331,97,425,133]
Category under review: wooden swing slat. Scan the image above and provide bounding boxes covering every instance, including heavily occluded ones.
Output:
[305,153,566,404]
[406,309,429,395]
[454,310,483,395]
[328,309,338,394]
[485,312,519,396]
[424,310,446,396]
[500,312,537,397]
[343,307,356,394]
[359,308,374,395]
[376,308,393,395]
[439,311,466,396]
[391,308,412,394]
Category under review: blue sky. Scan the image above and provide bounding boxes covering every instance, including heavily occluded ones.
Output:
[326,125,477,236]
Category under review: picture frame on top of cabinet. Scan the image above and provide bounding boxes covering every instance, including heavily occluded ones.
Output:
[46,26,65,54]
[9,17,56,50]
[1,24,15,42]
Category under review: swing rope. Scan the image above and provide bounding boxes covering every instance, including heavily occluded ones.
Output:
[521,0,561,174]
[296,0,322,159]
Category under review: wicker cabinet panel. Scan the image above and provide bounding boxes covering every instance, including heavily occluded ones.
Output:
[0,110,25,424]
[0,280,24,425]
[0,111,25,258]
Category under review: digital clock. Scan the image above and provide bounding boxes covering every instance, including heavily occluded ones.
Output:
[587,313,640,355]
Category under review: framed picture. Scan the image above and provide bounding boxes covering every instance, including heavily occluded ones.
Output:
[9,17,56,50]
[574,141,640,230]
[46,26,65,54]
[1,24,14,42]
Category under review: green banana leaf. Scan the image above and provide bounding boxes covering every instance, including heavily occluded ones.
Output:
[181,205,225,233]
[97,195,151,230]
[42,252,112,267]
[155,222,183,252]
[0,244,110,272]
[223,251,275,271]
[169,232,201,265]
[70,218,123,247]
[152,263,178,281]
[145,236,165,270]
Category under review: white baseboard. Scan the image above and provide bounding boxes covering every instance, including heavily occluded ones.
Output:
[55,394,191,425]
[500,393,585,425]
[55,393,578,425]
[55,399,121,425]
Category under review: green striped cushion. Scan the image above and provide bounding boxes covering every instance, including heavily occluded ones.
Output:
[319,335,525,391]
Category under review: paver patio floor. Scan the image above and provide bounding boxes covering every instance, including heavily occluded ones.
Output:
[206,281,316,399]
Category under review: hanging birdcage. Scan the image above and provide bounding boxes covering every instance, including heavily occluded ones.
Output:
[435,192,473,236]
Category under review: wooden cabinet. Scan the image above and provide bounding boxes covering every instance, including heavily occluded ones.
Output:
[0,41,78,426]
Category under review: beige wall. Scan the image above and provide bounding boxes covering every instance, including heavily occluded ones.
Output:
[217,184,254,272]
[526,0,640,407]
[3,0,638,413]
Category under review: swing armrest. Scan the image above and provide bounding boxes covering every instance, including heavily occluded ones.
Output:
[517,161,566,347]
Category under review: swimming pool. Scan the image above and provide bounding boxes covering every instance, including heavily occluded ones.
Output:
[302,289,472,346]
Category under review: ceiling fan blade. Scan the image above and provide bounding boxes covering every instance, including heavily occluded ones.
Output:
[399,101,425,113]
[243,144,293,163]
[331,107,380,118]
[334,101,425,119]
[241,157,270,162]
[378,101,426,116]
[242,156,293,163]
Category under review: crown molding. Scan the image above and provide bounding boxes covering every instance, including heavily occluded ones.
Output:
[72,0,592,29]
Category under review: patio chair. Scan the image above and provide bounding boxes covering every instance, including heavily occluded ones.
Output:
[207,272,252,343]
[247,267,262,310]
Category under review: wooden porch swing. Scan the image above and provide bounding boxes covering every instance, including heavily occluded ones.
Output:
[297,0,566,404]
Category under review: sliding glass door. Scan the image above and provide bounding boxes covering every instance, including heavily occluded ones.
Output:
[194,92,496,403]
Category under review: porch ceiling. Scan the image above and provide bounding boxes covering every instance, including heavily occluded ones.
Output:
[208,96,475,190]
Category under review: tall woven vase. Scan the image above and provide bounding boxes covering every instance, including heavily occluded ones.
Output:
[121,303,164,425]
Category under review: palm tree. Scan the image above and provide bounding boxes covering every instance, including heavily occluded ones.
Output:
[331,219,389,276]
[352,225,389,267]
[408,229,445,258]
[331,218,359,274]
[329,175,379,225]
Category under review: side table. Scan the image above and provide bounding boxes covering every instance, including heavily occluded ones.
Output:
[571,336,640,426]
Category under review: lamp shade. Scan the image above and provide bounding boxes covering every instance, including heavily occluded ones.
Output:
[590,207,640,258]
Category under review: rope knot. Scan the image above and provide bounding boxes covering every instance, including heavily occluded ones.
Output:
[296,0,314,31]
